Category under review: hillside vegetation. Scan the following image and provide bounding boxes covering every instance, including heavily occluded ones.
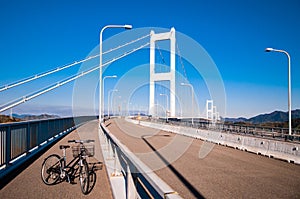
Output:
[0,114,59,124]
[0,115,22,123]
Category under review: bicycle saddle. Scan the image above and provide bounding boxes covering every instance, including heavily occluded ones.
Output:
[59,145,70,149]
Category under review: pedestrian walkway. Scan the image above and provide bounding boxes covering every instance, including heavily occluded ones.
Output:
[0,120,113,199]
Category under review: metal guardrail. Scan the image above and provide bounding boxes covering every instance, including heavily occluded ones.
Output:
[0,116,96,169]
[149,118,300,143]
[100,123,182,199]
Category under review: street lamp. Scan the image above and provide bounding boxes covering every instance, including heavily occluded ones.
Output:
[103,75,117,118]
[108,89,118,119]
[265,47,292,136]
[99,24,132,125]
[159,93,169,122]
[117,96,122,116]
[128,102,132,116]
[181,83,194,126]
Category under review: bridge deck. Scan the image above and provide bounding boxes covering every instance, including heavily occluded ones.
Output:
[106,118,300,199]
[0,120,113,199]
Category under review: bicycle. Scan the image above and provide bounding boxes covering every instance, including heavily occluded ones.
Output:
[41,139,95,194]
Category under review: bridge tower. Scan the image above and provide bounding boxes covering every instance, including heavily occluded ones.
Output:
[206,100,219,122]
[149,28,176,117]
[206,100,214,121]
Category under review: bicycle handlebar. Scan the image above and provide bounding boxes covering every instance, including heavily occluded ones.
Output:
[68,139,95,143]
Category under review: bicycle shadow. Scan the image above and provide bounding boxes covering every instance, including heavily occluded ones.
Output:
[86,161,103,194]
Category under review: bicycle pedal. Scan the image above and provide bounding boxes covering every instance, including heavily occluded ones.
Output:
[66,175,71,183]
[69,181,77,185]
[66,178,76,184]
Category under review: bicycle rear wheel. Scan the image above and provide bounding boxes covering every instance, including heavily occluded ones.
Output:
[41,154,61,185]
[79,159,89,194]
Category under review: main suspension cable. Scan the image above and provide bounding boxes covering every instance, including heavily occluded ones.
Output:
[0,54,99,92]
[0,42,150,113]
[103,33,150,55]
[0,33,150,92]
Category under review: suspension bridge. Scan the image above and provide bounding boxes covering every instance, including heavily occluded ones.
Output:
[0,27,299,198]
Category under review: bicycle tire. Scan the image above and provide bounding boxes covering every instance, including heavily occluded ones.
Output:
[41,154,62,185]
[79,159,89,194]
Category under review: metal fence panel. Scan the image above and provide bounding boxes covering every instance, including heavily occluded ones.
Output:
[0,116,95,168]
[11,126,27,159]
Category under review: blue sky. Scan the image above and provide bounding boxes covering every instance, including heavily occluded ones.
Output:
[0,0,299,118]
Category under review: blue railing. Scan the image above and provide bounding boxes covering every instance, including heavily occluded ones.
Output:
[0,116,96,169]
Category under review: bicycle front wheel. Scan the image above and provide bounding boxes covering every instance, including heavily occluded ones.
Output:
[79,159,89,194]
[41,154,61,185]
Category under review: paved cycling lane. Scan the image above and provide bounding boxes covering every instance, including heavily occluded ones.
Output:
[106,118,300,199]
[0,120,113,199]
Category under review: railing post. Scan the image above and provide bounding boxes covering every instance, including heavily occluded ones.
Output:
[107,138,114,160]
[112,145,122,176]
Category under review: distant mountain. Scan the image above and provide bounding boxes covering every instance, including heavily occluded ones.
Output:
[247,111,287,124]
[12,114,60,121]
[224,117,248,123]
[12,114,28,119]
[248,109,300,124]
[225,109,300,124]
[1,114,60,124]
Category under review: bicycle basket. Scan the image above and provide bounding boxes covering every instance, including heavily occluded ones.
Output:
[72,145,94,157]
[83,145,95,157]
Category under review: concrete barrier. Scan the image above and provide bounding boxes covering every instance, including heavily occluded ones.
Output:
[127,119,300,164]
[99,123,182,199]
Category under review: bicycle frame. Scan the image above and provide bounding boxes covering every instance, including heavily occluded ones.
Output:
[41,139,94,194]
[59,144,87,181]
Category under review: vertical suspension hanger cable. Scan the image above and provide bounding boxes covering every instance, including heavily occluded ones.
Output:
[156,43,167,72]
[177,43,187,79]
[177,43,189,118]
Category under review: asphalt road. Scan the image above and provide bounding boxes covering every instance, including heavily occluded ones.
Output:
[0,120,113,199]
[107,118,300,199]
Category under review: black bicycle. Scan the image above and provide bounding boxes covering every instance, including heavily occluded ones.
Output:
[41,139,95,194]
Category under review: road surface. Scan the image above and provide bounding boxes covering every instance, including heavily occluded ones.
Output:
[106,118,300,199]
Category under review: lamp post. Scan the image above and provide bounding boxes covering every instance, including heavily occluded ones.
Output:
[159,93,169,122]
[129,102,132,116]
[99,24,132,125]
[181,83,194,126]
[108,89,118,119]
[103,75,117,118]
[265,47,292,136]
[118,96,122,116]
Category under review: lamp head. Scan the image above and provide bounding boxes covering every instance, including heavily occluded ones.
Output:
[265,47,274,52]
[112,75,117,78]
[124,24,132,29]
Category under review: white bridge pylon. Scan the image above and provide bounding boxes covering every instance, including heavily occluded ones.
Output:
[149,28,176,117]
